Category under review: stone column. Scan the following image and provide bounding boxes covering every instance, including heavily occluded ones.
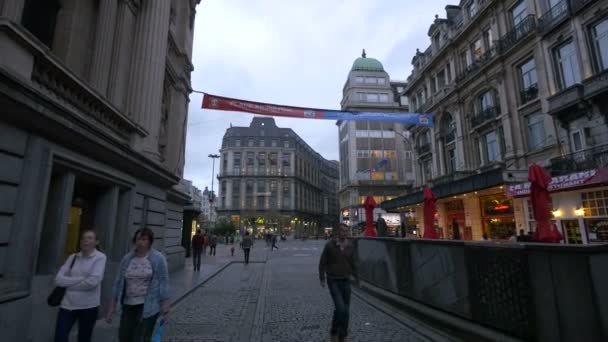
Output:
[89,0,117,95]
[108,0,137,110]
[127,0,171,161]
[1,0,26,22]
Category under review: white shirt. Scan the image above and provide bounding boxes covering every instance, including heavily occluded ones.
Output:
[54,250,107,310]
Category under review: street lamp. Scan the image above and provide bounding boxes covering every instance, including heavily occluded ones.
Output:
[208,153,220,227]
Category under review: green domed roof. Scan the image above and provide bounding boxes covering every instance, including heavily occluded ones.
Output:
[351,50,384,72]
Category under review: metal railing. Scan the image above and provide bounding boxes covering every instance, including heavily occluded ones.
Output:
[550,144,608,176]
[443,131,456,143]
[520,84,539,104]
[538,0,570,33]
[417,143,431,155]
[498,15,537,53]
[471,106,500,128]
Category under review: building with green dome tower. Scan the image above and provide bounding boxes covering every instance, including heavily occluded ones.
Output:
[337,50,413,235]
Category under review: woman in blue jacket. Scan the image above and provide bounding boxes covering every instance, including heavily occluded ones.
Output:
[105,228,170,342]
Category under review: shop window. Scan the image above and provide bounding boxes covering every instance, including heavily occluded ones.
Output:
[482,194,515,239]
[584,218,608,242]
[581,190,608,216]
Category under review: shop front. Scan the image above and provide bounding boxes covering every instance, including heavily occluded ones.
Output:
[508,168,608,244]
[480,193,516,240]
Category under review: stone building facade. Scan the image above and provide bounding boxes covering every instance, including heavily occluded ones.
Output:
[217,117,339,237]
[338,52,414,229]
[382,0,608,243]
[0,0,199,340]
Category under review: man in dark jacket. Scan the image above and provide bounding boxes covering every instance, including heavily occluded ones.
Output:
[191,229,204,271]
[319,223,358,342]
[209,234,218,256]
[376,215,388,237]
[241,231,254,264]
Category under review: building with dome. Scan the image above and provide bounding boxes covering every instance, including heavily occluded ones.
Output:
[338,51,413,234]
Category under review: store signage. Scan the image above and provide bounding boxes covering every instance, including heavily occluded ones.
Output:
[494,205,511,210]
[507,169,607,197]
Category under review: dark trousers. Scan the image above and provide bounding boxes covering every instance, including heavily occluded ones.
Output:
[192,248,202,270]
[54,306,98,342]
[243,248,251,264]
[119,304,159,342]
[328,279,351,338]
[209,245,216,256]
[271,242,279,250]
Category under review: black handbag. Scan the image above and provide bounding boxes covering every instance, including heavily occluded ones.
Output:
[47,254,77,307]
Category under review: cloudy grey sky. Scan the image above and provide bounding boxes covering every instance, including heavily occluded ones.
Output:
[184,0,447,190]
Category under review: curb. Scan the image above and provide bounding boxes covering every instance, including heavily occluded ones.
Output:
[357,280,522,342]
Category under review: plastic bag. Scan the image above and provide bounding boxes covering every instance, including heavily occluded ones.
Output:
[152,319,165,342]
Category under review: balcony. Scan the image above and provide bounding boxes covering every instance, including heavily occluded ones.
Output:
[550,144,608,176]
[538,0,571,35]
[417,143,431,156]
[570,0,599,14]
[520,84,539,104]
[442,131,456,144]
[547,84,584,118]
[583,69,608,99]
[498,15,537,54]
[471,106,500,128]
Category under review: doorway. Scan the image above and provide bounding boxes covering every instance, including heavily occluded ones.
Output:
[562,219,583,244]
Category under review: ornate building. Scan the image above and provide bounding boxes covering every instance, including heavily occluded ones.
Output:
[217,117,339,237]
[338,51,414,229]
[0,0,200,339]
[383,0,608,243]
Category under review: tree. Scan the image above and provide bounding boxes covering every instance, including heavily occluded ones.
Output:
[214,219,238,237]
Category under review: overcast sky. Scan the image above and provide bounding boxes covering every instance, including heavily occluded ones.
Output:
[184,0,448,191]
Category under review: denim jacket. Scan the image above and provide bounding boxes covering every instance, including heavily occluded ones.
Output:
[111,248,170,318]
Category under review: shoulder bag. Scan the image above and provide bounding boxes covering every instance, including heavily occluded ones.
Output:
[47,254,77,307]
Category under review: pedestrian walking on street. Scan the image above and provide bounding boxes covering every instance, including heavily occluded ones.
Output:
[319,223,359,342]
[191,229,204,271]
[376,214,388,237]
[52,230,107,342]
[106,228,171,342]
[202,233,209,254]
[209,234,218,256]
[241,231,254,264]
[271,234,279,251]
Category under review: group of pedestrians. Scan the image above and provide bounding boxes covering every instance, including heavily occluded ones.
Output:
[51,227,170,342]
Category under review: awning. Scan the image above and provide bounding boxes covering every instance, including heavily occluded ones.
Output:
[507,168,608,197]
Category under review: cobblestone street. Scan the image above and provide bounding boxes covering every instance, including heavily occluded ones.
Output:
[163,239,434,342]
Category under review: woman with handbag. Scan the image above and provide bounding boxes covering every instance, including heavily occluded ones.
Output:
[52,229,107,342]
[105,227,170,342]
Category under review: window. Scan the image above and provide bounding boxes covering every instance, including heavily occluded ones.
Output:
[379,94,389,102]
[233,152,241,174]
[246,152,255,167]
[222,153,228,172]
[485,131,499,162]
[519,58,538,102]
[260,139,266,147]
[282,182,291,208]
[467,1,478,18]
[232,181,241,207]
[590,19,608,72]
[483,28,493,50]
[21,0,61,47]
[434,34,441,49]
[511,0,527,26]
[479,91,494,111]
[377,78,386,85]
[445,63,452,83]
[356,76,364,83]
[448,149,456,173]
[422,159,432,182]
[284,140,289,148]
[271,139,277,147]
[581,190,608,216]
[365,77,377,84]
[269,152,278,166]
[246,180,254,194]
[430,76,437,93]
[462,49,473,68]
[235,139,241,147]
[571,130,584,151]
[248,139,254,147]
[282,153,291,171]
[527,113,545,151]
[366,93,379,102]
[471,39,483,60]
[553,41,582,90]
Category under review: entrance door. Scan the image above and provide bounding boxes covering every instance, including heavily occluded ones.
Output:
[447,213,466,240]
[562,219,583,244]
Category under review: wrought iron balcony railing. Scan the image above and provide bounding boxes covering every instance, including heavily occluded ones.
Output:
[471,106,500,128]
[538,0,570,34]
[520,84,539,104]
[550,144,608,176]
[498,15,537,53]
[417,143,431,155]
[443,131,456,143]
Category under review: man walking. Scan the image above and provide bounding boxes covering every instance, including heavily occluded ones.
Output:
[240,231,253,264]
[376,214,388,237]
[319,223,358,342]
[209,234,218,256]
[271,234,279,252]
[191,229,204,271]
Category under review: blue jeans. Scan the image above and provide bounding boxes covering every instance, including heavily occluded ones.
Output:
[54,307,99,342]
[328,279,351,338]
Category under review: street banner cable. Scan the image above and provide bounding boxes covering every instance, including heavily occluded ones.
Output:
[201,93,434,127]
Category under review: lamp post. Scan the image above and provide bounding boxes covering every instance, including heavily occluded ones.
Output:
[208,153,220,227]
